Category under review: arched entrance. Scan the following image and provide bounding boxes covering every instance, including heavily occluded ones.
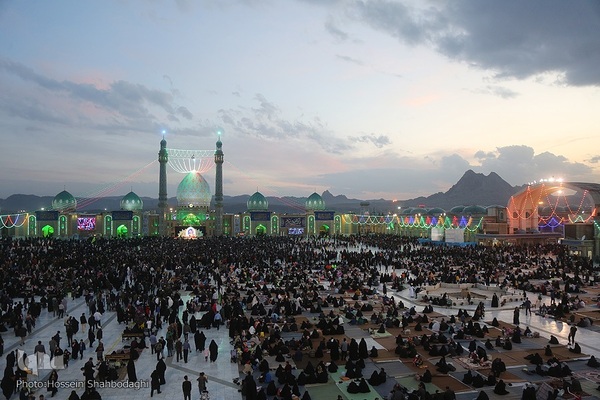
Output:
[42,225,54,238]
[256,224,266,236]
[117,224,128,238]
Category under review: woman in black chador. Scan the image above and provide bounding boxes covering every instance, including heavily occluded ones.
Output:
[209,339,218,362]
[127,358,137,382]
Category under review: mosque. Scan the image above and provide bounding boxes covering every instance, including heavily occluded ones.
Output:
[2,137,600,260]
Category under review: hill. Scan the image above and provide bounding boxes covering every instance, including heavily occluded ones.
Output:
[0,170,522,214]
[399,170,522,210]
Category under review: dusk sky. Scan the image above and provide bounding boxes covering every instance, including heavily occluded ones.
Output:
[1,0,599,202]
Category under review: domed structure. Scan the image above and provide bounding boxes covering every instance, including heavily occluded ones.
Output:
[177,172,212,208]
[120,191,143,211]
[450,206,465,214]
[305,192,326,211]
[52,190,77,212]
[426,207,446,216]
[463,205,487,215]
[411,207,427,215]
[247,191,268,211]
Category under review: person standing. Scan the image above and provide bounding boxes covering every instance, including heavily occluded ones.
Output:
[80,313,87,334]
[150,369,161,397]
[182,375,192,400]
[78,339,85,360]
[149,333,157,355]
[95,340,104,362]
[88,329,95,349]
[524,299,532,316]
[157,358,167,385]
[340,338,348,361]
[175,339,183,362]
[155,340,164,361]
[568,325,578,345]
[513,307,520,325]
[34,341,46,369]
[214,311,222,330]
[183,339,190,363]
[197,372,208,395]
[127,358,137,382]
[209,340,218,362]
[47,369,58,397]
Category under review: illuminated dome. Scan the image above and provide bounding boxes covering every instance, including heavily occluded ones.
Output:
[52,190,77,212]
[426,207,446,216]
[463,205,487,215]
[305,192,325,211]
[120,191,143,211]
[247,191,268,211]
[177,172,212,208]
[450,206,465,214]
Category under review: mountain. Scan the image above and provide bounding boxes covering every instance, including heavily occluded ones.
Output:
[0,170,522,214]
[399,170,521,209]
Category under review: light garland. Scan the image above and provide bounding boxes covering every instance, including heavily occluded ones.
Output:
[340,214,484,230]
[0,213,28,229]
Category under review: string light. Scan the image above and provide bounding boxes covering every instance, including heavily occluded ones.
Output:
[0,213,28,229]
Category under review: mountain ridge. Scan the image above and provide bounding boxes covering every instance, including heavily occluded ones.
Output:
[0,170,523,214]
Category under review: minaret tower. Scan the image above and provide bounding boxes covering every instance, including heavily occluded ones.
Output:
[158,135,168,236]
[214,132,224,236]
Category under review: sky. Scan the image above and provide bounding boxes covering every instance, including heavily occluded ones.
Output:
[1,0,599,202]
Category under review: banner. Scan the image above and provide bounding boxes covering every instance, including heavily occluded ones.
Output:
[281,216,305,228]
[250,212,271,221]
[112,211,133,220]
[36,211,59,221]
[314,211,335,220]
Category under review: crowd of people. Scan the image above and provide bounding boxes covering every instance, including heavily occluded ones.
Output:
[0,234,596,399]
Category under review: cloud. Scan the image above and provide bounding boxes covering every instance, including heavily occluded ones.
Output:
[347,1,600,86]
[325,17,349,41]
[218,94,358,153]
[349,134,391,148]
[588,155,600,164]
[474,150,495,160]
[471,85,519,99]
[335,54,363,65]
[474,145,594,184]
[0,58,193,132]
[177,106,193,120]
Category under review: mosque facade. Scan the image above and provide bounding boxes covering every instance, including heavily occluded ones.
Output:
[2,137,599,260]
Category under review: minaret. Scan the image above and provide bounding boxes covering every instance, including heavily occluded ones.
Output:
[158,136,168,236]
[214,132,224,236]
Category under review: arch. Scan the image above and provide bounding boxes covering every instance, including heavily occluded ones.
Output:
[133,215,140,235]
[59,215,67,236]
[29,215,37,236]
[256,224,266,235]
[182,213,201,226]
[116,224,128,238]
[41,225,54,238]
[319,224,330,236]
[271,215,279,235]
[508,181,599,233]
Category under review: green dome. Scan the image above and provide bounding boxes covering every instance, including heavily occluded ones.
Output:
[120,191,143,211]
[247,191,268,211]
[52,190,77,212]
[450,206,465,214]
[305,192,325,211]
[400,208,414,216]
[411,208,427,215]
[426,207,446,216]
[177,172,212,208]
[463,205,487,215]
